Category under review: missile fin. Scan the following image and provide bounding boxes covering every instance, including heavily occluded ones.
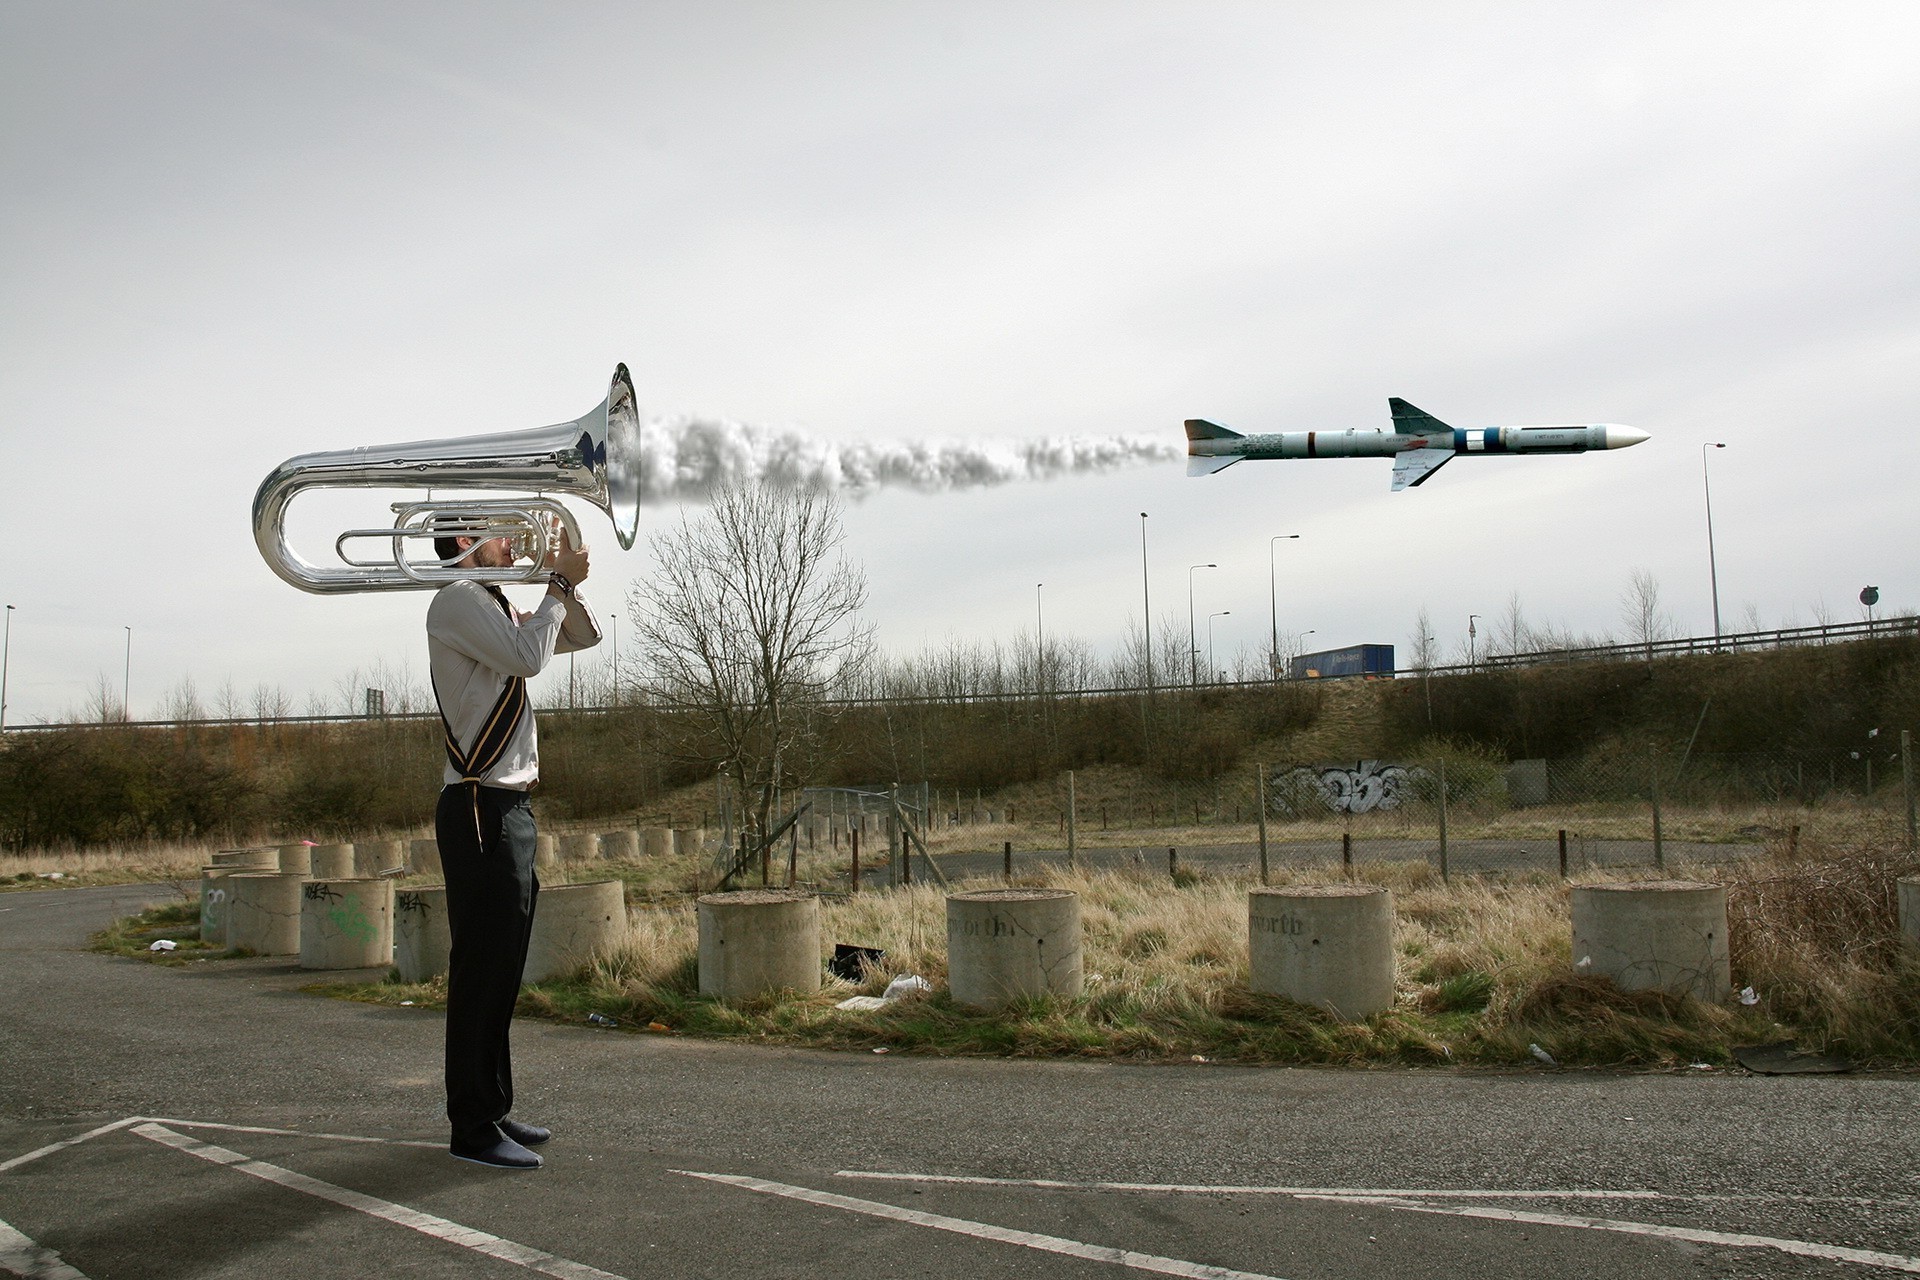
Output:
[1391,449,1452,491]
[1184,418,1243,442]
[1187,454,1242,478]
[1390,398,1453,435]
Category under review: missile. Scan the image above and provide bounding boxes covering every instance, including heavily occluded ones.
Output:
[1185,399,1650,491]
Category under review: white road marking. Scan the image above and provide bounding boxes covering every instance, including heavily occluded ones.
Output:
[836,1169,1920,1275]
[0,1214,89,1279]
[1309,1195,1920,1275]
[837,1169,1665,1200]
[678,1169,1290,1280]
[0,1120,143,1175]
[132,1125,626,1280]
[141,1117,441,1149]
[839,1169,1920,1212]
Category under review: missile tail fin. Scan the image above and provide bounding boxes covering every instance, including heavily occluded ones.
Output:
[1184,418,1243,442]
[1390,398,1453,435]
[1391,449,1452,491]
[1187,454,1242,478]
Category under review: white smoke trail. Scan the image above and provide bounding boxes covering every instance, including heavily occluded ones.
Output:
[636,416,1181,501]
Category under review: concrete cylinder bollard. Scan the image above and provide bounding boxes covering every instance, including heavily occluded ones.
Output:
[355,839,406,876]
[524,880,626,983]
[212,848,278,869]
[300,878,395,970]
[640,827,671,859]
[277,843,312,875]
[226,872,306,955]
[199,868,233,944]
[409,838,443,878]
[946,889,1083,1010]
[394,885,453,982]
[1571,880,1731,1002]
[1901,876,1920,949]
[599,830,639,861]
[697,890,821,999]
[560,832,601,863]
[672,828,705,856]
[309,843,355,879]
[1248,885,1396,1019]
[536,833,559,869]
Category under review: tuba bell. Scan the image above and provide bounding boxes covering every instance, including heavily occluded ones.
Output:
[252,364,641,594]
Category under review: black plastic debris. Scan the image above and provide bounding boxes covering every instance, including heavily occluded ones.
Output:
[1732,1042,1850,1075]
[830,944,886,982]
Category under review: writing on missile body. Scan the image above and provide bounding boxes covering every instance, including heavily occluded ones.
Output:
[1185,399,1649,492]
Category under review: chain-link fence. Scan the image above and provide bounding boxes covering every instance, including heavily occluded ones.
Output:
[879,746,1920,883]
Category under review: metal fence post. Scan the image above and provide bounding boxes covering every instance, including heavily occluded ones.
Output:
[1905,730,1916,854]
[1003,840,1012,883]
[1437,758,1449,883]
[1067,770,1078,871]
[1256,762,1270,886]
[1650,748,1665,871]
[850,827,860,892]
[1557,828,1568,879]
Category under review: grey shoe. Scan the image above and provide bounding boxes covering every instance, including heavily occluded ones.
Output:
[498,1117,551,1146]
[450,1124,543,1170]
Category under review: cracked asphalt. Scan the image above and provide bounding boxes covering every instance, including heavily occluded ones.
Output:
[1,882,1915,1279]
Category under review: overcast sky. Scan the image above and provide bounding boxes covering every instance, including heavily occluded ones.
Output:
[2,1,1916,724]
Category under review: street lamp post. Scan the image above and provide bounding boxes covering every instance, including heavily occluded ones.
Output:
[122,626,132,723]
[1208,611,1231,683]
[1468,614,1480,671]
[1139,515,1152,690]
[1139,513,1153,754]
[1703,442,1727,644]
[1268,534,1300,681]
[1188,563,1217,688]
[1035,582,1045,694]
[1,604,14,732]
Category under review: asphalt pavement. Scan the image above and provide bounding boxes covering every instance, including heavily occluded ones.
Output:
[0,881,1915,1279]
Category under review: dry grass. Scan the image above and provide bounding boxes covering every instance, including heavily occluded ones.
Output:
[497,851,1916,1068]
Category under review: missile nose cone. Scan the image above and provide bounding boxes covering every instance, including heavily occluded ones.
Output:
[1604,425,1650,449]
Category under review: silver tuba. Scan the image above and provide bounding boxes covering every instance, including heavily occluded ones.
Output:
[252,364,641,594]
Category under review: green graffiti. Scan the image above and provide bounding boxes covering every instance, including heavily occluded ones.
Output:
[328,896,378,944]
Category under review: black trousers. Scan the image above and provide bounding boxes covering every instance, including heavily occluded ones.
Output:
[436,782,539,1137]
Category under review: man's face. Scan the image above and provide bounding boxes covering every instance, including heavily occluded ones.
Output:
[460,536,515,570]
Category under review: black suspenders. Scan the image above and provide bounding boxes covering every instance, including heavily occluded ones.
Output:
[434,587,530,786]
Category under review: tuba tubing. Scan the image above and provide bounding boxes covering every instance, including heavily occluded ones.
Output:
[252,364,640,594]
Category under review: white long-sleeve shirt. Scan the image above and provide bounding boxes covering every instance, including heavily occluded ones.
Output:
[426,579,601,790]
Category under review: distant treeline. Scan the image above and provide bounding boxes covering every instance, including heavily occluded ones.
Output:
[3,635,1917,850]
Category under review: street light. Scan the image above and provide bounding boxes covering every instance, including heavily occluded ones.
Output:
[1208,611,1231,683]
[1139,515,1152,691]
[1035,582,1045,694]
[1188,563,1218,687]
[123,625,132,723]
[1268,534,1300,681]
[1703,442,1727,644]
[1,604,14,732]
[1468,614,1480,671]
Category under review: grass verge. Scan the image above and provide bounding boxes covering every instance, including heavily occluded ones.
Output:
[89,898,226,965]
[304,843,1920,1071]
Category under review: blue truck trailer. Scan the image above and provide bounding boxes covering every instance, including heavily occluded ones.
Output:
[1290,644,1396,680]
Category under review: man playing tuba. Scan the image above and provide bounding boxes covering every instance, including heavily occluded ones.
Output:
[427,517,598,1169]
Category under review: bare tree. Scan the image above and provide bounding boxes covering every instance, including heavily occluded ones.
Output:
[1410,606,1437,671]
[1497,592,1531,658]
[1619,569,1676,657]
[630,482,871,850]
[161,676,205,722]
